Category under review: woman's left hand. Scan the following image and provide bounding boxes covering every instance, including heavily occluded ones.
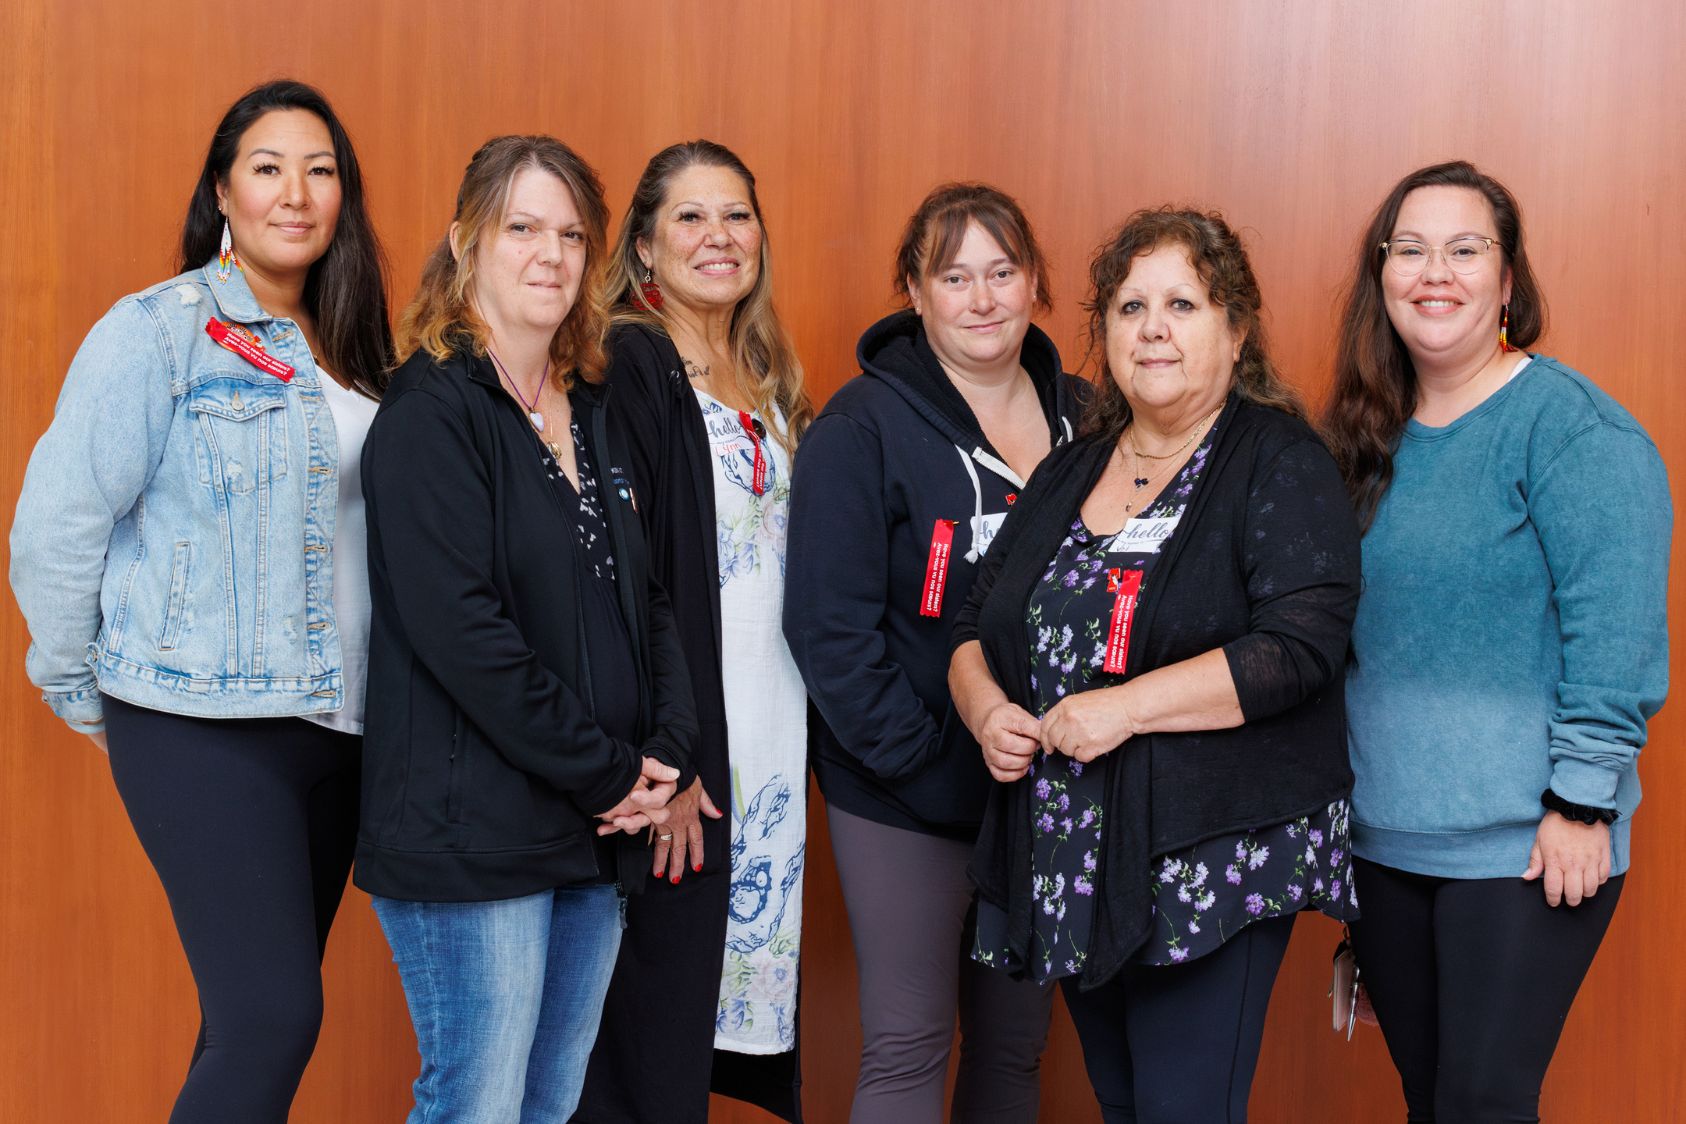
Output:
[651,778,725,885]
[1039,685,1137,763]
[1522,812,1612,907]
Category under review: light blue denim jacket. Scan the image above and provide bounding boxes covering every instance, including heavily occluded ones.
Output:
[10,263,346,733]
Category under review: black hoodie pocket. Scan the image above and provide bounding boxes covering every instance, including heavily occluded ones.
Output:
[884,706,994,828]
[445,709,468,824]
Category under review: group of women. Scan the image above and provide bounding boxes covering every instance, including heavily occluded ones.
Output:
[8,78,1669,1124]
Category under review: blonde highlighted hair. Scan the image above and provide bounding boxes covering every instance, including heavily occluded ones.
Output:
[397,135,612,387]
[605,140,811,457]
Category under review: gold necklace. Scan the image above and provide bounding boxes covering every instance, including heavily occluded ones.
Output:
[1121,404,1221,513]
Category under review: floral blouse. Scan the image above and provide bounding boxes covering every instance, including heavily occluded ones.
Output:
[538,414,615,583]
[974,426,1358,981]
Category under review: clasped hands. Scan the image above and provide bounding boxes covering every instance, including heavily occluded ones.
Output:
[596,770,726,885]
[595,756,682,836]
[979,686,1137,782]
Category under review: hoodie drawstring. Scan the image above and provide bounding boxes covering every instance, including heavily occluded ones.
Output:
[955,446,985,563]
[955,416,1070,563]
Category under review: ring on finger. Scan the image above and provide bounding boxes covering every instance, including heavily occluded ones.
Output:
[658,831,674,841]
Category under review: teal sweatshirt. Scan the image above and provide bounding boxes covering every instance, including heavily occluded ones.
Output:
[1348,356,1671,878]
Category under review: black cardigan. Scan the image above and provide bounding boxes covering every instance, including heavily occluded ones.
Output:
[355,347,696,903]
[954,394,1361,987]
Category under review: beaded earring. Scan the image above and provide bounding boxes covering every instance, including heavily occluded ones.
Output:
[216,217,240,283]
[1499,303,1515,352]
[639,267,664,311]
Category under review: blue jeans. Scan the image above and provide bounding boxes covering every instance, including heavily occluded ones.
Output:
[372,885,623,1123]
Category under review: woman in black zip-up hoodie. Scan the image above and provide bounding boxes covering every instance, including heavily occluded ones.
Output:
[784,184,1081,1122]
[356,136,695,1122]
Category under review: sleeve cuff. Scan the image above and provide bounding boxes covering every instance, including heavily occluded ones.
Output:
[578,739,643,817]
[45,687,105,735]
[1547,757,1621,809]
[643,736,696,791]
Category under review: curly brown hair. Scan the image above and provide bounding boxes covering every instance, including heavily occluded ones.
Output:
[396,135,612,388]
[1081,207,1302,442]
[1322,161,1546,529]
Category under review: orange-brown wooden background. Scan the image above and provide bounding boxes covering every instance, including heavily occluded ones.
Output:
[3,2,1682,1120]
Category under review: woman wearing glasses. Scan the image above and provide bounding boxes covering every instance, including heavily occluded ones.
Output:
[1323,161,1670,1119]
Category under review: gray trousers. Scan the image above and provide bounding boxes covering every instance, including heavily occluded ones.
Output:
[828,805,1053,1124]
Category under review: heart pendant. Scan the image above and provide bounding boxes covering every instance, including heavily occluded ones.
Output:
[530,411,545,432]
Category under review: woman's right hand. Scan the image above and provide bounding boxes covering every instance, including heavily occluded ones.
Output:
[651,777,725,884]
[978,702,1041,782]
[596,757,681,836]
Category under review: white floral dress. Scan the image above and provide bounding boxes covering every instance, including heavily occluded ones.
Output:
[697,389,808,1054]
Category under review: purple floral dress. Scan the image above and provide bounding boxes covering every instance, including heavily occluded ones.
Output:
[974,427,1358,981]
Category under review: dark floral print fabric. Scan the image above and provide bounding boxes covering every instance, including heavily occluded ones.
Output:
[539,415,616,583]
[974,427,1357,981]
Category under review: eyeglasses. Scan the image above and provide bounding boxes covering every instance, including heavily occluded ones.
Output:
[1377,237,1500,276]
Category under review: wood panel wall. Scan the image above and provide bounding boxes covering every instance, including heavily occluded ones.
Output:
[3,2,1681,1119]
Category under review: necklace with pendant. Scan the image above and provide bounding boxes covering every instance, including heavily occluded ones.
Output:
[1120,404,1221,513]
[488,348,550,434]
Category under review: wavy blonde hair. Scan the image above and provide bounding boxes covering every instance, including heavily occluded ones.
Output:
[605,140,811,458]
[397,135,612,387]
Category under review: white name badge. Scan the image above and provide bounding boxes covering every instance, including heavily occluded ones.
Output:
[1110,514,1180,554]
[970,511,1008,557]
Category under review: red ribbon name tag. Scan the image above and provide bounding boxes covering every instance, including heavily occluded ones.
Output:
[205,318,294,382]
[737,410,767,495]
[1103,568,1143,675]
[919,519,958,618]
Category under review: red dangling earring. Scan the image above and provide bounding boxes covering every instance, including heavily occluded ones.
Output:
[639,267,664,311]
[1499,303,1515,352]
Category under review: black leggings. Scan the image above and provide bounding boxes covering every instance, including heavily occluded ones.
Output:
[1349,857,1623,1123]
[1059,912,1296,1124]
[104,695,360,1124]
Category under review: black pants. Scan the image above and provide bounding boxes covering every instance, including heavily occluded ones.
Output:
[1059,912,1296,1124]
[104,695,360,1124]
[1349,857,1623,1123]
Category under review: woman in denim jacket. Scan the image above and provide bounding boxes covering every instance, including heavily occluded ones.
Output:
[8,80,392,1121]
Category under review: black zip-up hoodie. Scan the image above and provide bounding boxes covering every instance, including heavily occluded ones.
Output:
[784,311,1083,839]
[355,347,697,902]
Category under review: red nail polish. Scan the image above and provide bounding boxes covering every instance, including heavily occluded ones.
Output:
[670,874,680,884]
[693,861,702,872]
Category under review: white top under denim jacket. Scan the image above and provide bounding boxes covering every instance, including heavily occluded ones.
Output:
[10,262,356,734]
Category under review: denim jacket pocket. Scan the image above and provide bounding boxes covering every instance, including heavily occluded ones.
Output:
[187,372,291,496]
[158,540,193,651]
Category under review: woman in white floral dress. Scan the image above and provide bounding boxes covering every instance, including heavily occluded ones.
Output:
[575,140,813,1124]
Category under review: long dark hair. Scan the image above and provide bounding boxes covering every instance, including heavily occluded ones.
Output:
[178,80,394,398]
[1081,207,1302,443]
[606,140,810,457]
[1322,160,1547,529]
